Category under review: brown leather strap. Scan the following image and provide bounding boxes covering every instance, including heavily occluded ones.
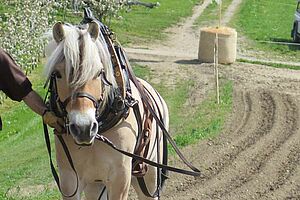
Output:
[43,123,79,198]
[0,115,2,131]
[121,47,201,176]
[102,30,126,98]
[95,134,200,176]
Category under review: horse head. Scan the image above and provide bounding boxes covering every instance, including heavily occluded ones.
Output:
[45,21,116,146]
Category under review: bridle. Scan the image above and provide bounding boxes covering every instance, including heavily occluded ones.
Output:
[46,68,113,130]
[62,91,103,116]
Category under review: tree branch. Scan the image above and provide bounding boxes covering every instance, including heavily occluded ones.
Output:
[126,1,159,9]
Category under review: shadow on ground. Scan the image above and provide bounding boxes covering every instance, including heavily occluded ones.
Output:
[175,59,202,65]
[270,37,300,51]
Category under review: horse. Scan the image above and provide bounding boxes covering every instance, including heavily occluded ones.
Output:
[44,21,169,200]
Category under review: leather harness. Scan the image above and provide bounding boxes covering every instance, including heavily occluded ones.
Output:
[43,8,201,199]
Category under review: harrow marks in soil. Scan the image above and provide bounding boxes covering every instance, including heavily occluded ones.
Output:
[162,63,300,200]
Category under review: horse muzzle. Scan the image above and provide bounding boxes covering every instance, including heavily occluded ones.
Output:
[68,110,99,146]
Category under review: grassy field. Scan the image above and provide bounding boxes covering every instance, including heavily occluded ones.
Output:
[111,0,203,45]
[231,0,300,61]
[133,64,233,153]
[0,64,61,199]
[194,0,233,27]
[52,0,204,45]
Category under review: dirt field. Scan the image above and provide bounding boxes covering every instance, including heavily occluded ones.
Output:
[160,62,300,200]
[127,1,300,199]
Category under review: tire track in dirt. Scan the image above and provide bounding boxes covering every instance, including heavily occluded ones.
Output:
[199,91,260,180]
[163,90,276,199]
[162,89,254,197]
[219,94,300,199]
[263,144,300,200]
[193,91,278,199]
[163,87,300,200]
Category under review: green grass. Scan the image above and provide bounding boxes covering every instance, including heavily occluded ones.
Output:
[194,0,233,27]
[237,58,300,70]
[231,0,300,60]
[133,64,195,134]
[110,0,203,45]
[133,64,233,153]
[52,9,82,25]
[172,81,232,148]
[0,64,61,199]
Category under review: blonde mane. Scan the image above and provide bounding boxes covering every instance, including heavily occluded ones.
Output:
[45,23,117,91]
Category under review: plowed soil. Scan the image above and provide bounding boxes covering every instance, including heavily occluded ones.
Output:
[127,1,300,199]
[161,63,300,200]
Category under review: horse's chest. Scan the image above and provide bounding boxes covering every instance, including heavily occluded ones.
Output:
[71,145,125,181]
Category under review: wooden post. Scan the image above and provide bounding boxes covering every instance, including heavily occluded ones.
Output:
[218,1,222,28]
[214,33,220,104]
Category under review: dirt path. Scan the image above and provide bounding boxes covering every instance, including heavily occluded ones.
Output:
[127,0,300,199]
[222,0,243,25]
[127,0,212,58]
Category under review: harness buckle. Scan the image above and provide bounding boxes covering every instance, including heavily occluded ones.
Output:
[125,92,138,108]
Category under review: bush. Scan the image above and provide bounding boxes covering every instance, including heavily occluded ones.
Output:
[82,0,126,21]
[0,0,54,73]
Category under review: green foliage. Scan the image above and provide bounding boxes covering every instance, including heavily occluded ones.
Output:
[83,0,126,22]
[0,1,54,72]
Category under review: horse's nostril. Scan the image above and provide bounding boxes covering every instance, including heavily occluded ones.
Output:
[69,124,80,135]
[91,122,98,134]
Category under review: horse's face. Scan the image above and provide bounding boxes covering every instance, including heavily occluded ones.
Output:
[55,62,102,145]
[50,22,105,146]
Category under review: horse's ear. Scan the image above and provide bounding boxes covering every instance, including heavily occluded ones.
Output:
[53,22,65,43]
[87,21,99,41]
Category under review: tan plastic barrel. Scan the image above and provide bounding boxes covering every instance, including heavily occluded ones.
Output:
[198,27,237,64]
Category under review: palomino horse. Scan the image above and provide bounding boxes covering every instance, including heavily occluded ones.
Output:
[44,21,169,200]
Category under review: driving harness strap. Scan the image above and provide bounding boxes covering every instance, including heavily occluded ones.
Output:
[94,134,200,176]
[122,46,202,175]
[0,116,2,131]
[43,123,79,198]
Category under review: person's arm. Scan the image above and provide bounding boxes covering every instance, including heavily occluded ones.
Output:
[22,90,64,132]
[22,90,46,116]
[0,49,64,132]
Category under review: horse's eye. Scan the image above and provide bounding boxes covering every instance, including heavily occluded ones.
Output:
[94,70,102,79]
